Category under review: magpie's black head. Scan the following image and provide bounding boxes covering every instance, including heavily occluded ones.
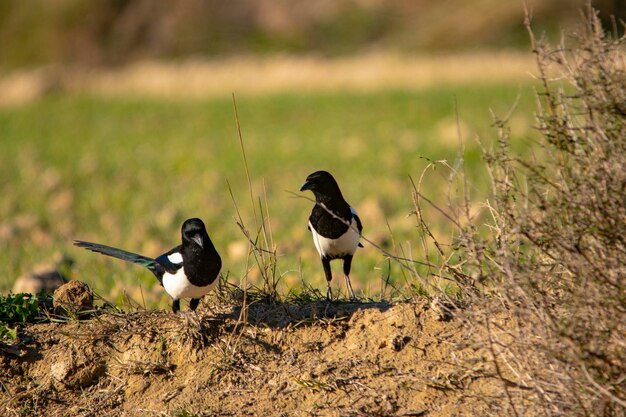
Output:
[300,170,343,200]
[181,218,207,248]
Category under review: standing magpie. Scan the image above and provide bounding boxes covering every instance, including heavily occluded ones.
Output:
[300,170,363,300]
[74,218,221,313]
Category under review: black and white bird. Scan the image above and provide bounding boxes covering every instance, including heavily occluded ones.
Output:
[300,170,363,300]
[74,218,221,313]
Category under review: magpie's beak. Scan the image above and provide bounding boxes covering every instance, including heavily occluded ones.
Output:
[191,234,204,248]
[300,181,312,192]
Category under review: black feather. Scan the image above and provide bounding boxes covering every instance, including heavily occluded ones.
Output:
[73,240,168,283]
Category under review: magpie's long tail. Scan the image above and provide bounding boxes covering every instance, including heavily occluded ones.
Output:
[74,240,161,276]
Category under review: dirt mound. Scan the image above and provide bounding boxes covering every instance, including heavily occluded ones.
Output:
[1,301,509,416]
[53,280,93,313]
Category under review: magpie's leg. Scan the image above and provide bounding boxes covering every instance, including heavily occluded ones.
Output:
[322,257,333,301]
[188,298,202,327]
[343,255,356,300]
[172,299,181,313]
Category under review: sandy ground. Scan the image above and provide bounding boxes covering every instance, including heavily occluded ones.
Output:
[0,51,536,107]
[0,299,522,417]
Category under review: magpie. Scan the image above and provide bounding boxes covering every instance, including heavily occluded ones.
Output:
[74,218,221,313]
[300,170,363,300]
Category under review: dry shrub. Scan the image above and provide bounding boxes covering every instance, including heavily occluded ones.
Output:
[461,5,625,416]
[399,4,624,415]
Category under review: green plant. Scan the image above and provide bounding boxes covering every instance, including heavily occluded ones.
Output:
[0,292,40,340]
[0,324,17,340]
[0,293,39,323]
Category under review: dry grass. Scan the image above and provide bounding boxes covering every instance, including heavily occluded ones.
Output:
[0,51,536,107]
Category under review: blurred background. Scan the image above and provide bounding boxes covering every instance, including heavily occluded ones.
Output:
[0,0,623,68]
[0,0,623,307]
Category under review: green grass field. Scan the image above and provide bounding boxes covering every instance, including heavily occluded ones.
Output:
[0,83,538,308]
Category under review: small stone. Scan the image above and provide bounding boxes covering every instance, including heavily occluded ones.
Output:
[50,361,70,382]
[50,359,104,388]
[391,335,412,352]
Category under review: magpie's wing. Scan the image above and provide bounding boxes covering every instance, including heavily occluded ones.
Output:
[350,207,363,234]
[350,207,364,248]
[154,246,184,275]
[74,240,167,280]
[307,209,315,232]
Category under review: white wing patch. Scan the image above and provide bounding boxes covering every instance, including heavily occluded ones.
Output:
[350,207,359,217]
[167,252,183,264]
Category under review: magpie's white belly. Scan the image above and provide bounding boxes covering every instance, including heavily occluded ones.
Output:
[310,218,360,259]
[162,267,219,300]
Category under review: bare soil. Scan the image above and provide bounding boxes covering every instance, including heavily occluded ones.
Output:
[1,300,512,416]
